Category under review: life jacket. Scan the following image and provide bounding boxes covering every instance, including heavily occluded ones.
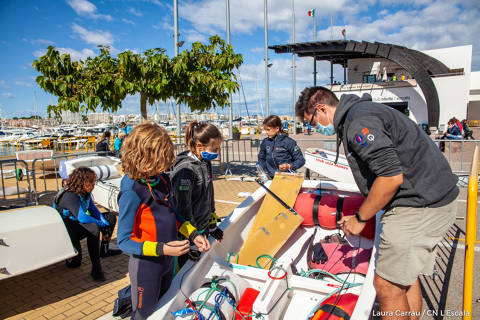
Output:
[308,241,372,276]
[293,192,375,239]
[309,293,359,320]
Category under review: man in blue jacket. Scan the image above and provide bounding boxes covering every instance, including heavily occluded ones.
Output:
[296,86,458,320]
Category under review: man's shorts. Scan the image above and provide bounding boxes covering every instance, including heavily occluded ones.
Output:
[375,197,457,286]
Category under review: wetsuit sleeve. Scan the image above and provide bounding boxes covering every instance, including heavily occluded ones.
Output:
[171,167,199,239]
[346,116,402,177]
[258,139,267,170]
[117,190,144,255]
[288,140,305,171]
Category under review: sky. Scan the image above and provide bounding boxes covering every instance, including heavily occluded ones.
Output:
[0,0,479,119]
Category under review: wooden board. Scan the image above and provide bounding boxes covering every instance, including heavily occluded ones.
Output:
[244,172,304,244]
[237,172,304,268]
[237,210,303,268]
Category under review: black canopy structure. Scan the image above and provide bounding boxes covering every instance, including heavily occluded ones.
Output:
[269,40,452,127]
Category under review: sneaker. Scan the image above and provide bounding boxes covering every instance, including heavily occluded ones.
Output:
[100,248,122,257]
[91,267,106,282]
[65,257,82,268]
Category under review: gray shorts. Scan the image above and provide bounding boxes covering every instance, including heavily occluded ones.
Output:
[375,198,457,286]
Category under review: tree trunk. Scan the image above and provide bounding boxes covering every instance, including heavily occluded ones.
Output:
[140,92,148,121]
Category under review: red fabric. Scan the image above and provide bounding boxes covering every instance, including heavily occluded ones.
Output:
[309,243,372,275]
[234,288,260,320]
[294,193,375,239]
[456,120,463,133]
[130,204,158,242]
[310,293,359,320]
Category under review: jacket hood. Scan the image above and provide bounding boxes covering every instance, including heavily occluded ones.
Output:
[333,93,372,163]
[174,150,200,167]
[333,93,372,130]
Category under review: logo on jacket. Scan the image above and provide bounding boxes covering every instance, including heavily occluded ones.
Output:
[354,128,374,148]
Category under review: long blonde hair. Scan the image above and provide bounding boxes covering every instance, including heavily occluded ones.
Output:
[121,122,174,180]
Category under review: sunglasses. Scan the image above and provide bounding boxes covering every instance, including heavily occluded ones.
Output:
[309,108,317,127]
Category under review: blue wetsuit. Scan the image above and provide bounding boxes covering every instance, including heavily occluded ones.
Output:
[117,174,177,319]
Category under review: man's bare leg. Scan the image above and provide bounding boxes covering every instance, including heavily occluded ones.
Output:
[406,279,422,320]
[374,273,410,320]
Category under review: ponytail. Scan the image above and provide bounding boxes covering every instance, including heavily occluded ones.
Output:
[185,121,223,152]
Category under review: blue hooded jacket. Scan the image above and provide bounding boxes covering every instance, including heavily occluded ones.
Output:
[258,133,305,179]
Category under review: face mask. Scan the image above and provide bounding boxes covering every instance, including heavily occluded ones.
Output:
[316,123,336,136]
[201,151,218,161]
[314,108,336,136]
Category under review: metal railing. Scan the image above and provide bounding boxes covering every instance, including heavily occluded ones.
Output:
[0,159,32,207]
[30,151,112,205]
[0,135,107,158]
[215,137,480,176]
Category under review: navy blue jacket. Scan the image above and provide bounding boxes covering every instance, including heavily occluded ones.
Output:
[258,133,305,179]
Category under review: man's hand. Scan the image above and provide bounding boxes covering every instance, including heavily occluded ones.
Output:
[278,163,291,171]
[338,215,366,236]
[193,234,211,252]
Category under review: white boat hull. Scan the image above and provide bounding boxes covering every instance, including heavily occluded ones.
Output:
[151,180,379,320]
[0,206,77,280]
[305,148,356,185]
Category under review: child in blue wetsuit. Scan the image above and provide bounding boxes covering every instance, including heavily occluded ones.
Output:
[54,167,119,282]
[117,122,195,319]
[258,115,305,179]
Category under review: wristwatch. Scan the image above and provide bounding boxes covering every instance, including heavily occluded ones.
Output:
[355,211,368,223]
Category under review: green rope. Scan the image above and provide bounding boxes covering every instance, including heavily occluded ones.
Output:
[255,254,276,269]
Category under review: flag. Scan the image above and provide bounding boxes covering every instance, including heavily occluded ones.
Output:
[308,9,315,17]
[341,29,346,36]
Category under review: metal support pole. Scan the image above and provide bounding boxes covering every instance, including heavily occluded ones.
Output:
[226,0,233,139]
[174,0,181,138]
[330,60,334,85]
[292,0,296,134]
[463,145,479,320]
[313,56,317,86]
[343,60,347,84]
[264,0,269,116]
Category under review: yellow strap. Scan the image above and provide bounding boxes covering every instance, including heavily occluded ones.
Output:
[142,241,159,257]
[209,212,220,224]
[179,221,197,238]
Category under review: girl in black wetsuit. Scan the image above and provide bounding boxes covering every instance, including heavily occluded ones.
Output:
[54,167,119,282]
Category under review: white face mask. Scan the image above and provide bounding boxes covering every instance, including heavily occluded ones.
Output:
[313,108,335,136]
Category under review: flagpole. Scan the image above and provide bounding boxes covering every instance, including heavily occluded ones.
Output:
[226,0,233,139]
[292,0,296,133]
[313,11,316,41]
[174,0,181,138]
[264,0,269,116]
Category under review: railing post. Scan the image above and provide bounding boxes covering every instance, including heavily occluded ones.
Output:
[463,143,479,320]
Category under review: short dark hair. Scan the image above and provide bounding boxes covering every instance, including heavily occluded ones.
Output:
[263,115,287,135]
[120,122,126,127]
[295,86,339,121]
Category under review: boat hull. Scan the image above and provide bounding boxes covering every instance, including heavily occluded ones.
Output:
[0,206,77,280]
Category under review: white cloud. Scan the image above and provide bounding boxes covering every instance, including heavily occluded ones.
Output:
[22,38,54,46]
[1,93,15,99]
[66,0,113,21]
[184,30,208,43]
[250,47,264,53]
[128,7,142,17]
[153,17,174,32]
[72,23,114,46]
[14,80,33,87]
[33,49,47,57]
[122,18,136,26]
[32,47,95,61]
[57,47,96,61]
[0,80,9,88]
